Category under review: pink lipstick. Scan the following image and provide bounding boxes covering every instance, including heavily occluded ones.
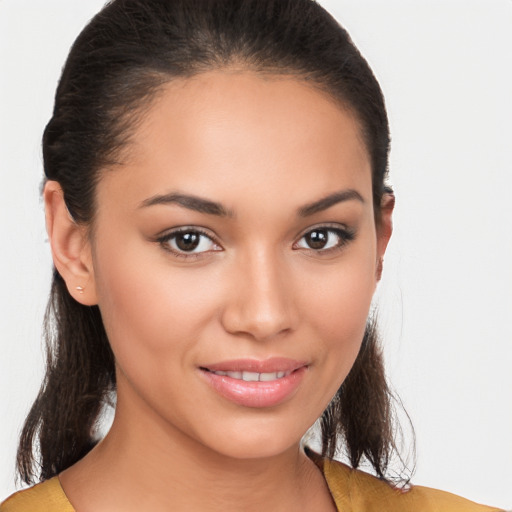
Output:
[199,358,308,408]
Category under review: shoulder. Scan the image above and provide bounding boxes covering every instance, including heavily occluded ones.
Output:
[321,458,504,512]
[0,477,74,512]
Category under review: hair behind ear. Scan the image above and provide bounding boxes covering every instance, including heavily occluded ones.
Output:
[319,317,412,482]
[16,271,115,484]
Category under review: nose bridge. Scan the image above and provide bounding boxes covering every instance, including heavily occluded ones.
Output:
[221,244,297,340]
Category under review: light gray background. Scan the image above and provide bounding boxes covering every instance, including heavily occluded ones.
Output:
[1,0,511,508]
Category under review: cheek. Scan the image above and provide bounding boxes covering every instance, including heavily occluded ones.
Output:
[91,238,219,370]
[305,250,376,338]
[310,275,373,335]
[298,248,377,388]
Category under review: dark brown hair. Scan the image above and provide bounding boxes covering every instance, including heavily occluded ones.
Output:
[17,0,410,485]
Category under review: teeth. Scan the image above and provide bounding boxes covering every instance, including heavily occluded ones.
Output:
[259,372,278,382]
[211,370,291,381]
[242,371,260,382]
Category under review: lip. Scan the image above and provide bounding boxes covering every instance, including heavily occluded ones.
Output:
[199,358,308,408]
[202,358,307,373]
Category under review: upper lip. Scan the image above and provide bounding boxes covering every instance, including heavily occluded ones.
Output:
[200,358,308,373]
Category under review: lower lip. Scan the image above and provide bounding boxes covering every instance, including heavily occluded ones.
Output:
[200,367,307,408]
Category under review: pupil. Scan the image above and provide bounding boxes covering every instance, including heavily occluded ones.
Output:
[307,230,328,249]
[176,232,200,251]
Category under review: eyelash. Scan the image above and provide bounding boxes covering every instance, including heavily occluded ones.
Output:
[293,225,356,255]
[157,227,221,260]
[157,224,355,259]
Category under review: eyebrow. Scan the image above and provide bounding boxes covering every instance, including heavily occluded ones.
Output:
[297,189,364,217]
[139,188,364,218]
[139,192,233,217]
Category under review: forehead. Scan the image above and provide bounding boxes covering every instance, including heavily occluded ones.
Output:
[98,71,372,214]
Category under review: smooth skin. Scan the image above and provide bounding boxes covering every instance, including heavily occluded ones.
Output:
[44,71,393,511]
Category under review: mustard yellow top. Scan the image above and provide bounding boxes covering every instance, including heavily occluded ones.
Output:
[1,476,73,512]
[0,458,504,511]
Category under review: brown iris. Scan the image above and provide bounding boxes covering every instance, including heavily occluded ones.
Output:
[304,229,329,249]
[175,232,201,251]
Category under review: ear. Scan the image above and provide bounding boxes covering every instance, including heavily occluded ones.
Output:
[375,191,395,281]
[44,180,98,305]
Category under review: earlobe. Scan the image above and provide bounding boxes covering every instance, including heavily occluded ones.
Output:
[376,191,395,281]
[44,181,98,306]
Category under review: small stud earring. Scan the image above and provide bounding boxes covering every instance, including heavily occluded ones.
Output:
[76,286,85,294]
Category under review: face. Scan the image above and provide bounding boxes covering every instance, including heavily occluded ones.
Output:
[85,71,391,460]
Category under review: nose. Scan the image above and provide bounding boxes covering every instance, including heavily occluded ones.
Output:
[220,248,298,341]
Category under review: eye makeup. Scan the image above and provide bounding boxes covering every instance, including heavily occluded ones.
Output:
[155,221,356,261]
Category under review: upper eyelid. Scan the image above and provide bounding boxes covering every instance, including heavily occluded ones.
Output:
[157,226,218,241]
[294,224,355,250]
[296,222,352,238]
[157,226,222,252]
[157,228,222,259]
[156,223,353,246]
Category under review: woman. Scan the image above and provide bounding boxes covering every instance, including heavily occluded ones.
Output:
[0,0,505,510]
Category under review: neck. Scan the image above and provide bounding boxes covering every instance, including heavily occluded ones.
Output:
[60,390,335,511]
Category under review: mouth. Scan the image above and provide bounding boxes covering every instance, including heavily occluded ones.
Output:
[199,358,308,408]
[201,369,294,382]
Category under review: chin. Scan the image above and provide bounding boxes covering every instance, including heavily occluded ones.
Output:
[195,414,312,461]
[211,436,297,461]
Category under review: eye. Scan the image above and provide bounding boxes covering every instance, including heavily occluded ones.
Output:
[294,226,354,252]
[158,228,221,257]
